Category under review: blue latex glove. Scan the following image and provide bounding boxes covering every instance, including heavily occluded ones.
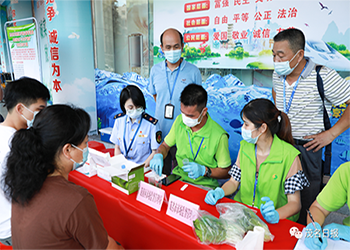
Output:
[323,223,350,241]
[205,187,225,205]
[150,153,163,176]
[182,162,206,179]
[304,222,328,250]
[260,197,279,224]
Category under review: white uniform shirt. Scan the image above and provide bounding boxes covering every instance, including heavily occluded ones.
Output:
[110,113,161,165]
[0,125,16,239]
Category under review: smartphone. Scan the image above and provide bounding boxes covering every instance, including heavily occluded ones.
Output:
[162,174,181,186]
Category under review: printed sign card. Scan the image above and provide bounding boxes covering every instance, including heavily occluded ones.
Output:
[166,194,200,226]
[136,181,165,211]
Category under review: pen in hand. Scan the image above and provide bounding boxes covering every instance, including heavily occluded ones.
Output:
[307,209,323,243]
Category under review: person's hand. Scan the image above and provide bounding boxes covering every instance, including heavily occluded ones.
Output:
[144,158,150,168]
[323,223,350,241]
[304,222,328,250]
[150,153,163,176]
[260,197,279,224]
[303,130,335,152]
[205,187,225,205]
[182,162,206,179]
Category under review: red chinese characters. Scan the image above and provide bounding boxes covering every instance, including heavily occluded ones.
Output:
[184,1,210,13]
[46,6,55,22]
[49,29,58,44]
[46,0,61,92]
[184,32,209,42]
[50,47,59,61]
[184,16,209,28]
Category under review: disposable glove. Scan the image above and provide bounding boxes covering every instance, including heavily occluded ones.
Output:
[323,223,350,241]
[150,153,163,176]
[204,187,225,205]
[260,197,279,224]
[182,162,206,179]
[304,222,328,250]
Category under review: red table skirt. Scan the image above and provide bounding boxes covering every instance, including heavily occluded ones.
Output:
[0,243,12,250]
[69,171,304,249]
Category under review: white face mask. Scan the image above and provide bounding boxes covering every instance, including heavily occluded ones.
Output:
[164,49,182,64]
[274,50,301,76]
[21,105,39,128]
[182,109,204,128]
[127,107,144,119]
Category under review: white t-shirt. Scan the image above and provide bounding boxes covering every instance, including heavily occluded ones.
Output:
[0,124,16,239]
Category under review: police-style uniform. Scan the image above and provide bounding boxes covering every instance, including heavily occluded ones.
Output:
[110,113,162,165]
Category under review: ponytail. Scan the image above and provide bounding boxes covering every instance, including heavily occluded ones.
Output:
[4,128,55,205]
[277,111,294,145]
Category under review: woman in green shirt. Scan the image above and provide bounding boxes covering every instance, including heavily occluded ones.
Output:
[205,98,309,223]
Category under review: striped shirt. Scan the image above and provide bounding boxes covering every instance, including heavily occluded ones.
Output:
[273,58,350,140]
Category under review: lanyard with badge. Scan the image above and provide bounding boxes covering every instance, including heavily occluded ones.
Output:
[123,117,143,157]
[164,60,181,119]
[283,61,308,114]
[187,132,204,161]
[252,146,258,208]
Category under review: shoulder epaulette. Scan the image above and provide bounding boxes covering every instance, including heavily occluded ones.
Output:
[142,113,158,125]
[114,113,125,119]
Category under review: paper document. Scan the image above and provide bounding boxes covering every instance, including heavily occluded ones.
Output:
[294,228,350,250]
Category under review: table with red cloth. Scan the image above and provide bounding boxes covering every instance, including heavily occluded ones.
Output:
[68,171,304,249]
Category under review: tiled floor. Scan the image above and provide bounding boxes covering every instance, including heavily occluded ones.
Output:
[89,133,349,226]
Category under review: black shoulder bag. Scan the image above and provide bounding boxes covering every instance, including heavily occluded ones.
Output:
[315,65,331,175]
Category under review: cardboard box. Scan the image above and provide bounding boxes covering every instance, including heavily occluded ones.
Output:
[99,127,113,143]
[89,148,144,195]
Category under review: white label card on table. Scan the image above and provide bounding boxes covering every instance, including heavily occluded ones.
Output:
[136,181,165,211]
[166,194,200,226]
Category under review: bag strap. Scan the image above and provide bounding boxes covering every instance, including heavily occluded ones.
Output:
[316,65,331,175]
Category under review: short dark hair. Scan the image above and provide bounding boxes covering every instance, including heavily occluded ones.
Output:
[4,104,91,205]
[4,77,50,111]
[273,28,305,53]
[160,29,184,45]
[119,85,146,114]
[180,84,207,112]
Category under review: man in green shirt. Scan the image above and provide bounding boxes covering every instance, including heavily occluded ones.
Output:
[305,161,350,250]
[150,84,231,189]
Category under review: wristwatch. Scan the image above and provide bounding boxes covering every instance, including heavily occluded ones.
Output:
[204,167,212,177]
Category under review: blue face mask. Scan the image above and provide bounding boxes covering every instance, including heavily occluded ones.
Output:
[70,144,89,171]
[241,127,262,144]
[273,50,301,76]
[164,49,182,64]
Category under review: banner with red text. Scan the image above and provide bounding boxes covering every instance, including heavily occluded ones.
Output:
[153,0,350,71]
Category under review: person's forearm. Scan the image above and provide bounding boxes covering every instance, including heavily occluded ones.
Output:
[329,101,350,139]
[144,150,156,168]
[155,142,170,159]
[114,145,122,156]
[307,200,330,226]
[221,178,239,196]
[209,166,230,179]
[276,200,301,220]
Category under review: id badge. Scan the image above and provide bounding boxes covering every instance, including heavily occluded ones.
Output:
[164,104,174,119]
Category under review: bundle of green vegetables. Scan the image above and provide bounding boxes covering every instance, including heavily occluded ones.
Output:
[193,203,274,246]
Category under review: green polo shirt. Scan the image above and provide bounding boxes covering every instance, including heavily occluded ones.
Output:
[164,113,231,189]
[317,162,350,226]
